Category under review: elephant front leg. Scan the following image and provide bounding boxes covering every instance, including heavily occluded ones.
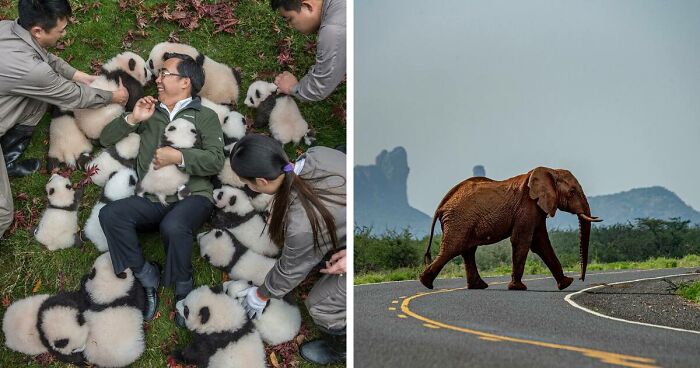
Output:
[508,238,530,291]
[462,247,488,289]
[531,226,573,290]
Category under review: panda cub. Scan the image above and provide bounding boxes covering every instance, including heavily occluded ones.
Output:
[74,51,151,139]
[173,285,266,368]
[245,80,315,146]
[86,132,140,187]
[147,42,241,106]
[197,228,275,286]
[221,110,247,154]
[33,174,83,251]
[2,294,51,355]
[212,185,277,257]
[201,97,232,125]
[47,108,92,171]
[136,118,197,205]
[224,280,301,346]
[80,252,146,312]
[36,292,91,365]
[83,168,137,252]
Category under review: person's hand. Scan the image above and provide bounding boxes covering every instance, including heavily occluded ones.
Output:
[236,286,268,320]
[111,77,130,106]
[274,71,298,95]
[320,249,347,275]
[152,146,183,170]
[128,96,157,123]
[72,71,97,85]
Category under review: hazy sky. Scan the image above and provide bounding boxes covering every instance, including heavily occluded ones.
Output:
[355,0,700,216]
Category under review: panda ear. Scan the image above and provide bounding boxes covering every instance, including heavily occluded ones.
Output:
[148,59,154,69]
[129,58,136,71]
[215,230,222,238]
[247,280,253,286]
[199,306,210,325]
[210,285,223,294]
[54,338,69,349]
[229,196,236,207]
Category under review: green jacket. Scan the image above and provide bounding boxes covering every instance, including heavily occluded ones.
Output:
[100,97,225,202]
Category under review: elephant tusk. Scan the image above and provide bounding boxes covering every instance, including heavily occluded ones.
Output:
[579,214,603,222]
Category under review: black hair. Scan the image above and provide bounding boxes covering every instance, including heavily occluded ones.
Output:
[18,0,72,31]
[230,134,345,251]
[270,0,303,12]
[163,52,205,97]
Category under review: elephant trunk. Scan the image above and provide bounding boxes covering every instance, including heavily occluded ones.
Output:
[577,200,600,281]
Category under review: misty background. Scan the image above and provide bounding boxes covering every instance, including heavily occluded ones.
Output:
[355,0,700,227]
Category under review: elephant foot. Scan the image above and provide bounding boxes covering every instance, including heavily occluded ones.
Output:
[557,276,574,290]
[467,279,488,289]
[507,281,527,291]
[419,272,434,290]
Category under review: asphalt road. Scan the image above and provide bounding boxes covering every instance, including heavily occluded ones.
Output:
[354,268,700,368]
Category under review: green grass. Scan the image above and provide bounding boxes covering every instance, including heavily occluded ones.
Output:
[354,255,700,285]
[677,281,700,304]
[0,1,345,367]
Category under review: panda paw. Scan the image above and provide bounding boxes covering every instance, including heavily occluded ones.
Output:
[177,185,192,200]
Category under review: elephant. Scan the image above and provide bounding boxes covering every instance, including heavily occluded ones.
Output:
[419,167,602,291]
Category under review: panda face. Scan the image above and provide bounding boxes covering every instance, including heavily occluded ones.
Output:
[223,280,254,303]
[163,118,198,149]
[84,252,134,305]
[102,51,151,86]
[198,228,236,268]
[213,185,255,215]
[222,111,247,142]
[175,286,247,334]
[38,297,89,356]
[104,168,137,202]
[46,174,75,208]
[245,81,277,108]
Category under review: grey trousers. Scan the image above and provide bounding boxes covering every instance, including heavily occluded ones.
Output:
[305,273,346,332]
[0,145,13,238]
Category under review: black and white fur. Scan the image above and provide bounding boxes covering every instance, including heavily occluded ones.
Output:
[2,294,51,355]
[136,118,197,205]
[83,168,137,252]
[173,285,265,368]
[33,174,83,250]
[36,292,90,365]
[212,185,277,257]
[74,51,151,139]
[224,280,301,346]
[47,108,92,171]
[147,42,241,106]
[201,97,233,125]
[79,252,146,313]
[245,81,314,146]
[197,228,275,286]
[86,132,140,187]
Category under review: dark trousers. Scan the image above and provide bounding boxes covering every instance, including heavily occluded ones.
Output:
[99,195,213,295]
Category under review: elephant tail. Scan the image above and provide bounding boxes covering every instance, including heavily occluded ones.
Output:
[424,210,441,265]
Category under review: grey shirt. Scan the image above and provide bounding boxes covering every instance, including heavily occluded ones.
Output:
[258,146,347,298]
[292,0,346,102]
[0,20,113,136]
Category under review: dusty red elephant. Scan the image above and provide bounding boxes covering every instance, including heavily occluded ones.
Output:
[419,167,602,291]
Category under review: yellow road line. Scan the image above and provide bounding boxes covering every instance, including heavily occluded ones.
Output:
[399,277,660,368]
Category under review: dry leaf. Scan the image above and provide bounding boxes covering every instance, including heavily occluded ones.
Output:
[2,294,10,308]
[32,279,42,293]
[269,352,280,368]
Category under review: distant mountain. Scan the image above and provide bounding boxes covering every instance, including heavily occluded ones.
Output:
[354,147,433,237]
[548,186,700,229]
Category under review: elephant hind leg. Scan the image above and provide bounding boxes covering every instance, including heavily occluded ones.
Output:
[462,247,487,289]
[419,236,461,289]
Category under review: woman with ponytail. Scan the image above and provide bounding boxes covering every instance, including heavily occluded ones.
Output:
[230,134,346,365]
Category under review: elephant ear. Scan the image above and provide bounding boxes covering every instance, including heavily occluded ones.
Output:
[528,167,557,217]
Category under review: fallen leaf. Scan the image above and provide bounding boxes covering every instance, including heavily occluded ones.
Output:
[32,279,42,293]
[2,294,10,308]
[270,352,280,368]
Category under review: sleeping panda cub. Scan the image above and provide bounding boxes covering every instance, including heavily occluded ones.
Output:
[2,294,51,356]
[136,118,197,205]
[83,168,137,252]
[47,108,92,171]
[147,42,241,106]
[86,132,140,187]
[197,228,275,286]
[224,280,301,346]
[74,51,151,139]
[245,80,315,146]
[173,285,266,368]
[212,185,278,257]
[36,292,90,365]
[33,174,83,251]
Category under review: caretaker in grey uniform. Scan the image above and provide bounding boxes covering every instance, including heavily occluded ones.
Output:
[0,0,127,238]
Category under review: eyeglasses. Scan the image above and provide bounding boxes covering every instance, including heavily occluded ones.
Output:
[157,69,185,79]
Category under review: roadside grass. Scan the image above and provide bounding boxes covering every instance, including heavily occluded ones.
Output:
[0,1,345,367]
[354,255,700,285]
[677,281,700,304]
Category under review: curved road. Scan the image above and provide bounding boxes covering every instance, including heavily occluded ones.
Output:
[355,268,700,368]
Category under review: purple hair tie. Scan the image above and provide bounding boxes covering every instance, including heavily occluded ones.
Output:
[282,163,294,173]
